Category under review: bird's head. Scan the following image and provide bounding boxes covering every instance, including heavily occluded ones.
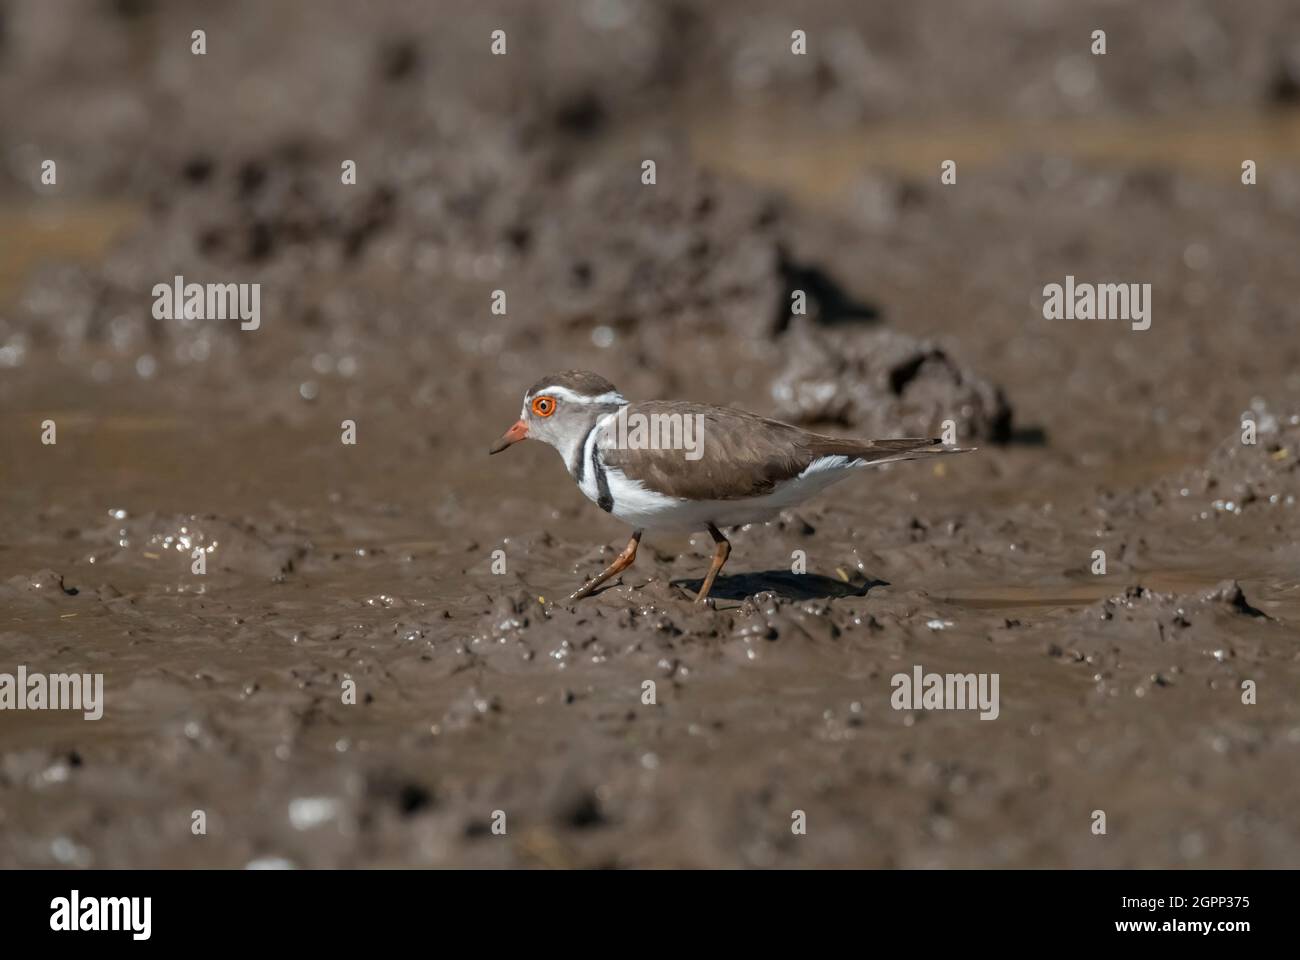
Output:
[489,371,626,458]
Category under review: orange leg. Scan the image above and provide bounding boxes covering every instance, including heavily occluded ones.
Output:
[694,524,731,604]
[569,530,642,601]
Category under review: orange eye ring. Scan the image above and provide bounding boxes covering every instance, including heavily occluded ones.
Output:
[531,396,556,417]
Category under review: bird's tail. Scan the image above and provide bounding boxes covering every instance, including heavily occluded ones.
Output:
[851,438,977,466]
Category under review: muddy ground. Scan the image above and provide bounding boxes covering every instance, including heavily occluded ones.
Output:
[2,0,1299,868]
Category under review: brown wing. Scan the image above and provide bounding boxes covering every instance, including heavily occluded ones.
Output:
[599,401,964,501]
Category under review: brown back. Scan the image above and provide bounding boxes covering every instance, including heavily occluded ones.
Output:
[600,401,947,500]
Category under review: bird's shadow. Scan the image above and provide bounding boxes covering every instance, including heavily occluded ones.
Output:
[672,569,888,602]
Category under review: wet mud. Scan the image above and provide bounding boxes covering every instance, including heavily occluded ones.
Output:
[2,0,1299,867]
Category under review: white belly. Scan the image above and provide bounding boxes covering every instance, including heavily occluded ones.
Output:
[599,456,865,532]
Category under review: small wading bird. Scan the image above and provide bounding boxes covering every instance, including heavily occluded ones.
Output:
[490,371,974,603]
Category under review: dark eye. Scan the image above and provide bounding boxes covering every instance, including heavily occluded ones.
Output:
[532,396,556,417]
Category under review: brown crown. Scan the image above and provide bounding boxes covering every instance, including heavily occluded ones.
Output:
[526,370,619,398]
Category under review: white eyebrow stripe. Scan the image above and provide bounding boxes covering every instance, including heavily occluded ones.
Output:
[532,386,627,406]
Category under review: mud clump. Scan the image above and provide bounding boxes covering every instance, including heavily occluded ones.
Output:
[1193,403,1300,508]
[1202,580,1270,619]
[1085,580,1272,629]
[0,569,80,600]
[1107,401,1300,520]
[770,322,1013,442]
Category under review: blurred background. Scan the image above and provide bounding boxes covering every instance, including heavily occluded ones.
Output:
[2,1,1299,868]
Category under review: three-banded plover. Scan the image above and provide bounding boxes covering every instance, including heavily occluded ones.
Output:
[490,371,974,603]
